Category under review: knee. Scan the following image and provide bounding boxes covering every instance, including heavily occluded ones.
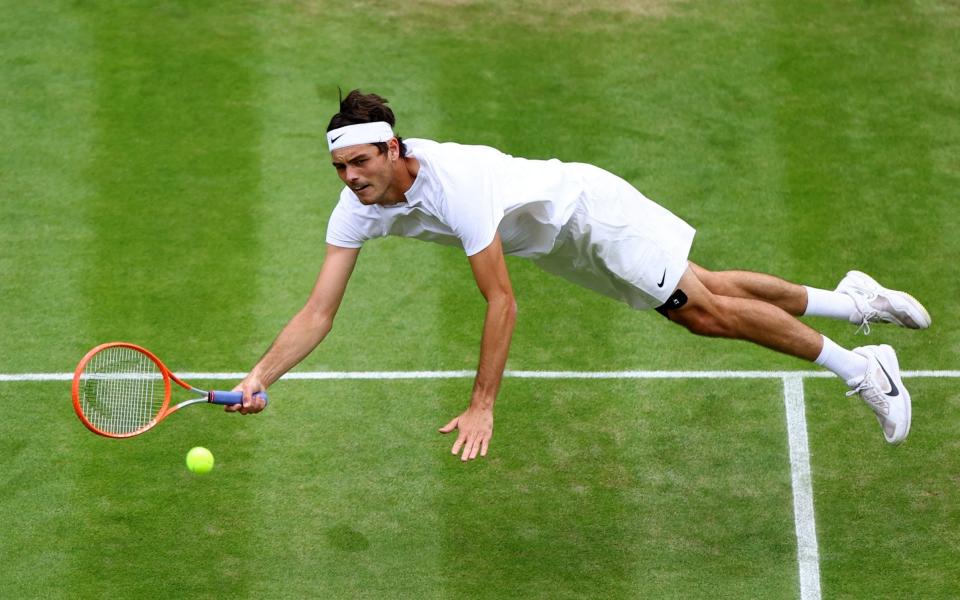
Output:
[691,265,720,291]
[670,303,733,338]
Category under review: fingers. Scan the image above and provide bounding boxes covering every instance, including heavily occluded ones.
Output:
[459,433,474,461]
[240,393,267,415]
[438,416,459,434]
[451,432,466,457]
[240,390,255,415]
[226,392,254,414]
[238,396,266,415]
[444,419,479,460]
[440,410,492,461]
[226,382,266,415]
[466,436,480,461]
[462,432,490,462]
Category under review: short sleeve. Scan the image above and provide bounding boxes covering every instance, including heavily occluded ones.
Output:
[437,161,503,256]
[325,192,375,248]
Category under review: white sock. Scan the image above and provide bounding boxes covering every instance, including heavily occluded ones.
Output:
[814,335,868,387]
[803,286,858,321]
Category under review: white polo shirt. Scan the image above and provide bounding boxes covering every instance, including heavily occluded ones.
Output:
[325,137,696,309]
[325,138,582,258]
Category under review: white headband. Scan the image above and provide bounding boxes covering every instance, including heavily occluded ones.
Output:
[326,121,395,152]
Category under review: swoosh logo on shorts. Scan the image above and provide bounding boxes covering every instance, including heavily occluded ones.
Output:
[878,362,900,397]
[657,269,667,288]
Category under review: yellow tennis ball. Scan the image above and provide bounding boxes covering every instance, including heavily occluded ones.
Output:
[186,446,214,474]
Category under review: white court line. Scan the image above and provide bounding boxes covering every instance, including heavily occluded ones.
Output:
[783,375,821,600]
[5,369,960,382]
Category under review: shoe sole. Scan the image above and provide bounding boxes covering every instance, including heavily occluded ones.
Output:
[844,270,932,329]
[892,291,932,329]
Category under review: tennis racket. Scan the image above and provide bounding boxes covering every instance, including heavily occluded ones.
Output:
[72,342,267,438]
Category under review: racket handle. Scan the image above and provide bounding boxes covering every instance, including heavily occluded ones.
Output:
[208,390,269,406]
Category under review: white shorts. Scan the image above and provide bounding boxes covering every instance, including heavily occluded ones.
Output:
[533,164,695,310]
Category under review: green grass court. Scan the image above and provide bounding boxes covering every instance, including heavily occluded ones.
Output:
[2,1,959,598]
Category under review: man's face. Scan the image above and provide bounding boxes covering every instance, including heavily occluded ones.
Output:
[331,143,396,205]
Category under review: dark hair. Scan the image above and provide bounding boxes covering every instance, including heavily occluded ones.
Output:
[327,89,407,157]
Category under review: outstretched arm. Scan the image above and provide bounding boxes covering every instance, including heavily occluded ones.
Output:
[229,244,360,414]
[439,233,517,460]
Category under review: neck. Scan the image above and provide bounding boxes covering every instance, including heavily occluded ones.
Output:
[381,156,420,205]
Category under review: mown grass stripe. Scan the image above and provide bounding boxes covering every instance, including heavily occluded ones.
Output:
[68,2,265,598]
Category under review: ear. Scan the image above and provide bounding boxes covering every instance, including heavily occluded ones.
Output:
[387,137,400,160]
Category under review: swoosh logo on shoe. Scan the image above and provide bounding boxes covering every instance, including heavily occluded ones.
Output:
[657,269,667,288]
[878,361,900,397]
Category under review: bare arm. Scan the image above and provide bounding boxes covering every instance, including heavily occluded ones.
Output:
[229,244,360,413]
[439,233,517,460]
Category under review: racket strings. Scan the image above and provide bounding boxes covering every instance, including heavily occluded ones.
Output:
[79,346,165,435]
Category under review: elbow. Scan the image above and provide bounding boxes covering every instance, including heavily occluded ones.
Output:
[318,315,334,337]
[300,305,334,337]
[493,293,518,325]
[314,312,335,337]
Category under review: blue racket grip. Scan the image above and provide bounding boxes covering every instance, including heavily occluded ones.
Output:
[209,390,268,406]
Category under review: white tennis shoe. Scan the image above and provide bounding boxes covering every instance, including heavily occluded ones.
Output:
[847,344,911,445]
[835,270,931,334]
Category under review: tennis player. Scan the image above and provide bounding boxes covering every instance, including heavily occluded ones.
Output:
[232,90,931,460]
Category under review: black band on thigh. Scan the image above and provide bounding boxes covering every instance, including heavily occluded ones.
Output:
[655,288,688,319]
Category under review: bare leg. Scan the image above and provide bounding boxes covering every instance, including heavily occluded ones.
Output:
[668,265,821,360]
[662,264,919,444]
[690,262,808,316]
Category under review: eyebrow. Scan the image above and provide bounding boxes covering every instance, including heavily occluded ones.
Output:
[331,154,370,167]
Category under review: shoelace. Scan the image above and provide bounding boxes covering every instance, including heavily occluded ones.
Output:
[847,288,880,335]
[854,312,876,336]
[853,290,880,335]
[846,376,888,414]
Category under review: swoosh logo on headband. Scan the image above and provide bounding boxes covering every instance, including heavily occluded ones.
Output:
[330,133,345,143]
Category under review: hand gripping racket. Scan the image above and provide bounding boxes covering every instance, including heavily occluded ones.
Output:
[72,342,267,438]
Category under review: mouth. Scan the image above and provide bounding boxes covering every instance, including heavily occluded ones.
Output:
[351,183,370,193]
